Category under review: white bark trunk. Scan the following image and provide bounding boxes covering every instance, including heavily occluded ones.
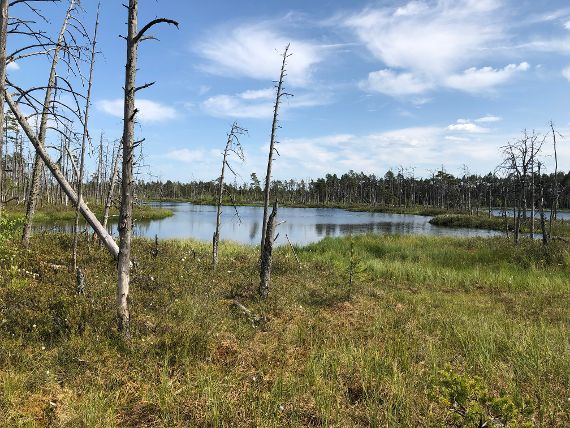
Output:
[4,90,119,258]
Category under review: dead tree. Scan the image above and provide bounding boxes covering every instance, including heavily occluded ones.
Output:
[102,140,120,230]
[537,162,548,245]
[117,0,178,337]
[260,44,292,249]
[73,3,100,272]
[5,91,119,256]
[549,122,561,236]
[212,121,246,268]
[500,130,543,244]
[21,0,77,246]
[0,0,7,215]
[259,200,277,299]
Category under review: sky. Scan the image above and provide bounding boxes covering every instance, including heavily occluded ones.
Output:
[6,0,570,183]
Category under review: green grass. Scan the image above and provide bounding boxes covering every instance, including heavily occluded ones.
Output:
[0,231,568,427]
[430,213,570,237]
[2,204,173,224]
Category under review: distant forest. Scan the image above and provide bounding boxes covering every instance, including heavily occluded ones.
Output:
[137,168,570,213]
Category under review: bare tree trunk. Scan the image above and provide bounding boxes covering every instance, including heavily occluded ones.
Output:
[549,121,559,237]
[212,138,229,268]
[118,0,178,337]
[117,0,139,338]
[538,162,548,246]
[73,4,100,271]
[530,138,535,237]
[102,142,120,230]
[0,0,7,215]
[22,0,76,246]
[4,90,119,257]
[259,201,277,299]
[261,44,290,249]
[212,122,245,268]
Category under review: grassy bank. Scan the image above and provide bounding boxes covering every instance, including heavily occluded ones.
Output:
[0,228,569,426]
[2,204,173,223]
[430,213,570,237]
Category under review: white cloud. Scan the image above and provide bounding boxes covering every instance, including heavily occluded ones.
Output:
[565,20,570,30]
[269,125,504,177]
[202,95,273,119]
[445,62,530,92]
[344,1,504,77]
[475,115,502,123]
[239,88,275,100]
[164,149,206,163]
[196,23,325,87]
[343,2,534,96]
[361,69,433,96]
[7,62,20,71]
[447,120,489,133]
[201,88,329,119]
[563,66,570,82]
[97,99,179,123]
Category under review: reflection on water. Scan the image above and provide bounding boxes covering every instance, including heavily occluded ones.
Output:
[36,202,502,245]
[491,209,570,220]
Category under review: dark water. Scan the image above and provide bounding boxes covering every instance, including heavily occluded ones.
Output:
[39,202,501,246]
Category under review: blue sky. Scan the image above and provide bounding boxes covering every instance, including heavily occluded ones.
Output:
[7,0,570,181]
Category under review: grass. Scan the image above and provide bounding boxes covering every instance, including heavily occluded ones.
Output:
[0,222,569,426]
[430,213,570,238]
[2,203,173,223]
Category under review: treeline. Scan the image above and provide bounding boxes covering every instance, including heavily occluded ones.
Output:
[1,112,121,209]
[137,168,570,212]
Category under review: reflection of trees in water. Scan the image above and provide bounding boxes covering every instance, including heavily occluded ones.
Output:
[134,220,152,237]
[249,221,259,240]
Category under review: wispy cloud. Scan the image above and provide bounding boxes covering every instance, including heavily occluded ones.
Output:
[343,1,530,96]
[445,62,530,92]
[360,69,433,96]
[196,22,327,87]
[563,66,570,81]
[475,115,502,123]
[97,99,179,123]
[447,119,489,133]
[164,149,206,163]
[270,125,505,177]
[201,88,330,119]
[7,62,20,71]
[344,0,504,76]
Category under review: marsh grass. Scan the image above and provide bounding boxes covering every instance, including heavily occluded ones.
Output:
[2,204,173,224]
[0,230,568,426]
[430,213,570,238]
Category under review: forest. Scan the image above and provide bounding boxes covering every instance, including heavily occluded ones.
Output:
[0,1,569,427]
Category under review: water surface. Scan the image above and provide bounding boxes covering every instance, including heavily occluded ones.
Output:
[113,202,500,245]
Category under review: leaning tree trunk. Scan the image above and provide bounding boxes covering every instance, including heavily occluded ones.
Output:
[22,0,76,246]
[4,91,119,257]
[0,0,8,215]
[261,44,290,249]
[259,201,278,299]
